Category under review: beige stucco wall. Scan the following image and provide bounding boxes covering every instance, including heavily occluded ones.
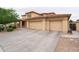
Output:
[76,22,79,32]
[31,13,41,18]
[46,20,50,31]
[62,17,69,33]
[22,16,26,20]
[19,21,22,28]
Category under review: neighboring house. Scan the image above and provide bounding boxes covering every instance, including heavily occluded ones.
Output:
[76,20,79,32]
[20,11,71,33]
[69,20,76,31]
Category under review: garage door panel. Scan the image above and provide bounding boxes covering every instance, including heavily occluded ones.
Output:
[29,21,42,30]
[50,21,62,32]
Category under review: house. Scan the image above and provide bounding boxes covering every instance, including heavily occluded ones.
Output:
[69,20,76,31]
[20,11,71,33]
[76,20,79,32]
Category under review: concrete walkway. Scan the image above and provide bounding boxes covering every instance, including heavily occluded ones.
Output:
[0,28,60,52]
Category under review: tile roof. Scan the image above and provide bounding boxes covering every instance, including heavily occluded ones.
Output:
[22,11,71,20]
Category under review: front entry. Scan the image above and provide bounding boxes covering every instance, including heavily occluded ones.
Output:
[22,21,26,28]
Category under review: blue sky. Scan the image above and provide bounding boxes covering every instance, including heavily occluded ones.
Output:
[13,7,79,21]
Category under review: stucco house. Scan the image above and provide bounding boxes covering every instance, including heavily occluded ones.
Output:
[69,20,76,31]
[20,11,71,33]
[76,20,79,32]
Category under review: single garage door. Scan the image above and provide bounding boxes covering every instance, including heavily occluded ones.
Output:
[50,21,62,32]
[29,21,42,30]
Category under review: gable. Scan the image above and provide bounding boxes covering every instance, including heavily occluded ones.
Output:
[31,12,41,18]
[26,11,41,18]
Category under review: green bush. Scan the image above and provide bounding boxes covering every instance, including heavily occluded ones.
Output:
[0,28,2,32]
[9,25,16,29]
[13,26,16,29]
[7,28,14,32]
[7,24,17,32]
[0,25,4,32]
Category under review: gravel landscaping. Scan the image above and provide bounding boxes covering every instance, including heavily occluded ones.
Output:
[55,31,79,52]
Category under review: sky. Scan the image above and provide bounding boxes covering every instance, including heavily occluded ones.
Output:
[13,7,79,21]
[0,0,79,21]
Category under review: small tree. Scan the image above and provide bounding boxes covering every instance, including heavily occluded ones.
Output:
[0,8,19,31]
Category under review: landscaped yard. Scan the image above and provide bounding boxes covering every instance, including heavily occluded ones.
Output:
[55,31,79,52]
[0,28,60,52]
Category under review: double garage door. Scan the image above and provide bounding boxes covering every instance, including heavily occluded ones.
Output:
[29,20,62,32]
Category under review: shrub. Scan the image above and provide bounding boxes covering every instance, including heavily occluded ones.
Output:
[7,24,17,32]
[13,26,16,29]
[9,25,16,29]
[0,25,4,32]
[9,25,13,28]
[0,27,2,32]
[7,28,14,32]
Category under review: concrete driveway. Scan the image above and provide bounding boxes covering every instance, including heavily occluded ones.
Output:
[0,28,60,52]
